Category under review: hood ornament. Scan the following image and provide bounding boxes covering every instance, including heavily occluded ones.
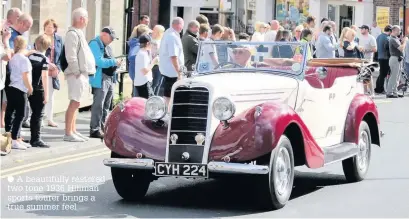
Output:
[195,133,205,146]
[170,134,178,145]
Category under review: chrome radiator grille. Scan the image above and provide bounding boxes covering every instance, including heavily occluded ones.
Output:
[168,86,210,163]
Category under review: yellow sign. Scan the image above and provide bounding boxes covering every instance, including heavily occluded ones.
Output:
[376,7,390,30]
[400,7,404,22]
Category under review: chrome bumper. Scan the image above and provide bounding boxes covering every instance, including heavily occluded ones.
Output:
[103,158,269,175]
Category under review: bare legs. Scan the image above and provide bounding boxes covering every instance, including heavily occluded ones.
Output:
[65,100,80,136]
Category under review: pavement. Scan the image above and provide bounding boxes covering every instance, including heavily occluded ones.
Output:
[0,94,409,218]
[0,110,105,169]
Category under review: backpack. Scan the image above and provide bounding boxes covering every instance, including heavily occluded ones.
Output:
[60,30,82,72]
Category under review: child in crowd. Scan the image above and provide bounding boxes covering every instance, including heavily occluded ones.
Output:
[28,34,51,147]
[4,36,33,150]
[133,34,158,99]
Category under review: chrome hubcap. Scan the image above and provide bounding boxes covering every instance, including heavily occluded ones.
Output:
[274,147,291,196]
[357,131,370,172]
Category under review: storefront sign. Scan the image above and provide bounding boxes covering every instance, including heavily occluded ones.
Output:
[376,7,390,30]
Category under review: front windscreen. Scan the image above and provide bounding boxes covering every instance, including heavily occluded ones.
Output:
[195,41,307,75]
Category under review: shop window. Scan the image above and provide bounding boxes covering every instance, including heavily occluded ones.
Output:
[275,0,309,30]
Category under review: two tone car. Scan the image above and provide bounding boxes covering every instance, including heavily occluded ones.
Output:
[102,41,381,210]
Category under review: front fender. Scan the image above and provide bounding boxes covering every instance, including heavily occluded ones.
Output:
[344,94,380,145]
[209,102,324,168]
[104,98,167,160]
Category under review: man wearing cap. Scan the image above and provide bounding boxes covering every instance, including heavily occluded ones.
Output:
[375,25,392,94]
[358,25,377,61]
[88,26,122,138]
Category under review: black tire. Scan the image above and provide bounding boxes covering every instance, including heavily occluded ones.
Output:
[260,135,295,210]
[110,152,153,201]
[342,121,372,183]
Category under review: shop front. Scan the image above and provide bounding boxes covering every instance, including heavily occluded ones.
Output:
[308,0,374,35]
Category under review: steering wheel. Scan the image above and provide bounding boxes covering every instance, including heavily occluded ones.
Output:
[215,62,243,69]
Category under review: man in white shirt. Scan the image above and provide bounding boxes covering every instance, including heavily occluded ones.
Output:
[158,17,185,105]
[358,25,377,61]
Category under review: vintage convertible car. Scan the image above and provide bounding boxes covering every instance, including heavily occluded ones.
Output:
[103,41,381,210]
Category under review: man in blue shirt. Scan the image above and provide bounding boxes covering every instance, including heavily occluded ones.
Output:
[88,27,121,138]
[374,25,392,94]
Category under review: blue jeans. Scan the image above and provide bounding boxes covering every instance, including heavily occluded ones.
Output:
[152,65,163,96]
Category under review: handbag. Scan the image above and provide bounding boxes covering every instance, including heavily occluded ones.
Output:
[48,47,60,90]
[52,77,60,90]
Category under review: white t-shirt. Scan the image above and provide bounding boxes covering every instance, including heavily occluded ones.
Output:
[9,53,32,93]
[359,34,377,61]
[198,39,218,72]
[159,28,184,78]
[134,49,153,86]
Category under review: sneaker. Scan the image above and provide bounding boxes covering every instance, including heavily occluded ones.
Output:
[75,132,89,141]
[63,134,86,142]
[11,140,27,150]
[386,94,398,98]
[31,139,50,148]
[90,130,104,139]
[20,141,32,148]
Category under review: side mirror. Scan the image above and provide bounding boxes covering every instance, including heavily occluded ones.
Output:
[316,67,328,79]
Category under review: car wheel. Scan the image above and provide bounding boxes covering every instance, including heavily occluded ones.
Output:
[261,135,295,210]
[110,152,152,201]
[342,121,372,182]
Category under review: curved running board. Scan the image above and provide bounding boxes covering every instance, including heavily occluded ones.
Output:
[323,143,358,166]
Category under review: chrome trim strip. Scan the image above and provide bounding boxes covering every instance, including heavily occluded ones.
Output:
[103,158,154,170]
[173,103,208,106]
[172,117,207,119]
[323,142,359,166]
[103,158,269,175]
[208,162,269,174]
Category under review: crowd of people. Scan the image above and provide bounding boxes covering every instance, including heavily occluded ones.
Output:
[1,9,408,155]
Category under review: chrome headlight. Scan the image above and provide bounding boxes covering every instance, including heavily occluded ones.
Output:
[145,96,167,120]
[212,97,235,121]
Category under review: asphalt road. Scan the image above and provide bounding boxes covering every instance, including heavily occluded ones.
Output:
[1,96,409,218]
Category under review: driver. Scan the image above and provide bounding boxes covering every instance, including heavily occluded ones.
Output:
[231,46,252,67]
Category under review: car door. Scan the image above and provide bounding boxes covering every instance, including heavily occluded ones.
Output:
[328,67,361,138]
[296,69,335,147]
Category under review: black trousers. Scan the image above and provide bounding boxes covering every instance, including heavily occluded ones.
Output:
[28,90,45,142]
[375,59,390,93]
[4,87,27,140]
[135,82,151,99]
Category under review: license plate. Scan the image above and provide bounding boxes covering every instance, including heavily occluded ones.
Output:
[154,163,208,178]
